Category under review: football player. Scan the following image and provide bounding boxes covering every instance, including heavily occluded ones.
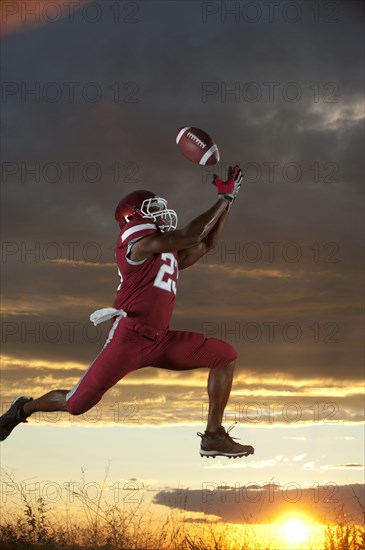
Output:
[0,166,254,458]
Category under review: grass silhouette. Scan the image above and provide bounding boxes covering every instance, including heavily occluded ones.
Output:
[1,467,363,550]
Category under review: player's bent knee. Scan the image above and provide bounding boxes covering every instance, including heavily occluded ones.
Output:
[65,382,107,416]
[206,337,238,368]
[66,401,88,416]
[66,395,102,416]
[225,344,238,364]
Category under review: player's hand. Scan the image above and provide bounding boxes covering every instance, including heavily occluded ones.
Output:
[212,165,243,205]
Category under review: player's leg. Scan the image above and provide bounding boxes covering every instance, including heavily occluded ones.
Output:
[206,361,235,432]
[0,316,142,441]
[153,330,237,428]
[23,390,69,416]
[65,316,142,416]
[152,329,254,458]
[0,391,70,441]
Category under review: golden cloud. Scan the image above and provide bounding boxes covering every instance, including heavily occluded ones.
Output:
[1,354,364,426]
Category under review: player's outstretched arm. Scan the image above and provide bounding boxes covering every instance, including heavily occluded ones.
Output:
[177,165,242,270]
[130,199,229,262]
[130,165,243,263]
[177,207,229,270]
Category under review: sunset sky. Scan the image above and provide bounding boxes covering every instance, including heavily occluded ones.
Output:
[1,0,364,545]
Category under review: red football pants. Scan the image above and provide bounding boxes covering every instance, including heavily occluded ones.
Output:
[66,315,237,415]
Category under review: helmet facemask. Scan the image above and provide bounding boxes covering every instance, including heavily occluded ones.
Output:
[140,197,177,232]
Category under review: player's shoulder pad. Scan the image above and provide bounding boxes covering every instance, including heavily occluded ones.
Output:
[119,219,158,247]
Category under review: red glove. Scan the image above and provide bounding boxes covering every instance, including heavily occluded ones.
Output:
[212,165,243,205]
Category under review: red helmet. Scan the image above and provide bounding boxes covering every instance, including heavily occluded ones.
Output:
[114,189,177,232]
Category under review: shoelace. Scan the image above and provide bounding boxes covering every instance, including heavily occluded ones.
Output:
[224,422,241,441]
[197,421,241,439]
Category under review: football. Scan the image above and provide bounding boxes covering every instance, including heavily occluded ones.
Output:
[176,127,220,165]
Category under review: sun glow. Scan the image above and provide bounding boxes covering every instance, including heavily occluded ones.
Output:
[228,519,324,550]
[271,512,320,549]
[281,518,310,543]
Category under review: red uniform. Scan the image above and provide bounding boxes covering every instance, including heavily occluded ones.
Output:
[66,220,237,415]
[113,219,178,330]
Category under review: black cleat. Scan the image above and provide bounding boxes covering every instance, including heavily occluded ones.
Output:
[0,396,33,441]
[197,424,254,458]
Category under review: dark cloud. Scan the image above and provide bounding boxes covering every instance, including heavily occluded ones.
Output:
[153,483,365,524]
[1,1,363,410]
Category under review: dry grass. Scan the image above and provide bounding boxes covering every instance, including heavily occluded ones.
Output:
[322,489,365,550]
[0,467,363,550]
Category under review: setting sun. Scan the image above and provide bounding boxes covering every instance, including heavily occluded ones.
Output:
[281,518,310,543]
[272,512,319,548]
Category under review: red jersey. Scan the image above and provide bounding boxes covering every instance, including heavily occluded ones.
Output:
[112,219,179,330]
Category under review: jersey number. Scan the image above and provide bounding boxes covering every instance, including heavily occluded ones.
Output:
[153,253,178,295]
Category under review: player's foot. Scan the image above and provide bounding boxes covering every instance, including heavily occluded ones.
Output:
[0,396,33,441]
[197,424,254,459]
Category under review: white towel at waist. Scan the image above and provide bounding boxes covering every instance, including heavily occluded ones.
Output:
[90,307,127,326]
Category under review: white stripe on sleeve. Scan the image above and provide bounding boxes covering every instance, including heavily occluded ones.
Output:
[121,223,157,243]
